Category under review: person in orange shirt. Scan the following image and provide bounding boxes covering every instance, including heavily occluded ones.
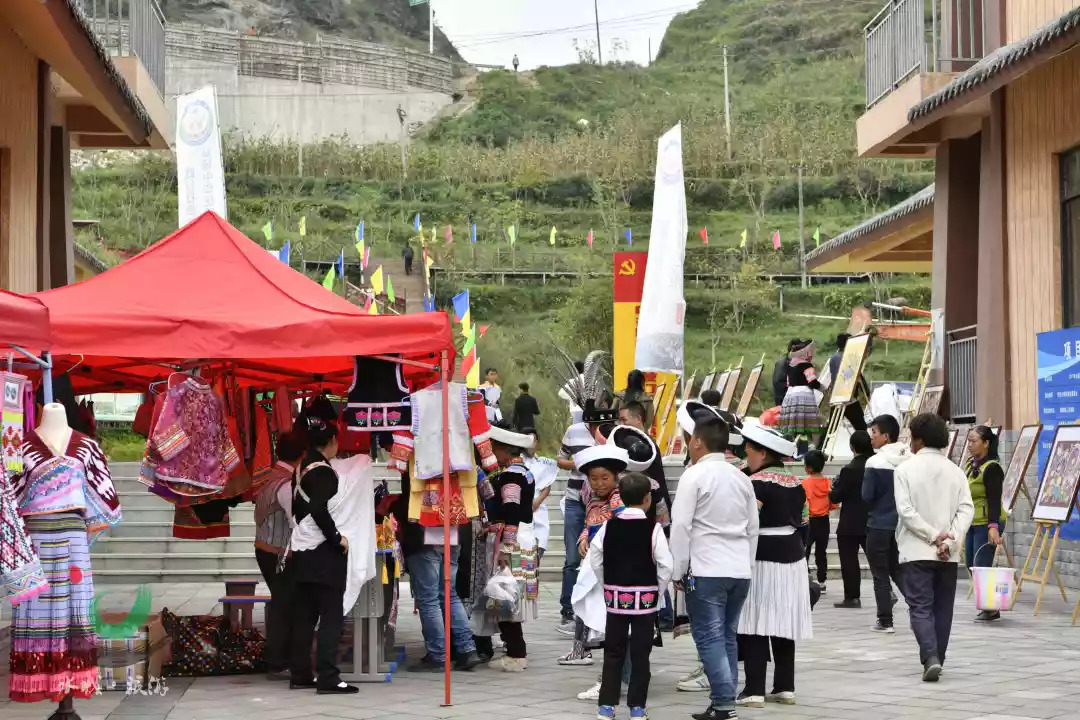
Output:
[802,450,837,593]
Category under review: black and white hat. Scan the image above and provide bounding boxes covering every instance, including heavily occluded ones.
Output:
[606,425,657,473]
[582,399,618,426]
[489,425,536,451]
[573,445,630,475]
[742,423,797,458]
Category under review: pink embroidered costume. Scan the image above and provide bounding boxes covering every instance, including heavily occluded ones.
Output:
[1,464,47,605]
[9,430,122,702]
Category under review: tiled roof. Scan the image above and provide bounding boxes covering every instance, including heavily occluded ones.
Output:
[64,0,154,138]
[909,6,1080,122]
[804,184,934,266]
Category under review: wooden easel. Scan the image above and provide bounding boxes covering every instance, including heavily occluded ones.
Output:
[1015,520,1069,615]
[821,405,845,461]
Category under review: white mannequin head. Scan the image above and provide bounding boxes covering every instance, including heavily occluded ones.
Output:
[37,402,72,450]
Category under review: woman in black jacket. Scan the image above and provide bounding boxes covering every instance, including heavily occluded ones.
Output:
[288,411,357,695]
[830,431,874,608]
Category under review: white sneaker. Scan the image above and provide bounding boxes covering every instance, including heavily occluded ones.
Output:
[577,681,602,701]
[556,618,577,636]
[766,691,796,705]
[736,695,765,708]
[500,656,527,672]
[676,665,709,692]
[558,651,594,666]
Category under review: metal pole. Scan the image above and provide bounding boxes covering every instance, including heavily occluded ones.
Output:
[723,45,732,159]
[429,0,434,54]
[439,349,452,706]
[648,38,652,66]
[594,0,602,65]
[296,63,303,176]
[798,164,806,288]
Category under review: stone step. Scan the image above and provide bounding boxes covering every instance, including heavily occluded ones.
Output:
[91,553,259,572]
[100,520,256,539]
[92,568,265,584]
[92,537,256,554]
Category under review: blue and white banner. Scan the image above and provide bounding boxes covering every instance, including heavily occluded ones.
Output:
[1036,327,1080,539]
[176,85,227,227]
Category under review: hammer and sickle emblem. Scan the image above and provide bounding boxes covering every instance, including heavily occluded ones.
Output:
[618,259,637,276]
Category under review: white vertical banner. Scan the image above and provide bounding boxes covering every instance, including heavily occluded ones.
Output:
[635,123,687,375]
[176,85,227,227]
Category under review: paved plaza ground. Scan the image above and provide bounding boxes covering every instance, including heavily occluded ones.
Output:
[3,579,1080,720]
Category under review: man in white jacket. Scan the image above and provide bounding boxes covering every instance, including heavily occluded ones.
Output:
[894,413,974,683]
[671,409,759,720]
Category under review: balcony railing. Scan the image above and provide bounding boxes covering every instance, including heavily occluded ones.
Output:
[865,0,988,108]
[947,325,977,421]
[77,0,167,94]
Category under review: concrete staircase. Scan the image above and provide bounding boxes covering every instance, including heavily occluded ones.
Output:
[365,250,427,314]
[92,461,870,585]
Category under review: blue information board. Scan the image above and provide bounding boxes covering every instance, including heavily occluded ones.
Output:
[1036,327,1080,540]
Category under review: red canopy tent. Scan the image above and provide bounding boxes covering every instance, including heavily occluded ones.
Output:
[0,289,51,351]
[30,211,454,393]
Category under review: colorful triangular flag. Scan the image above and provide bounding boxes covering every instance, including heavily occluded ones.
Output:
[739,228,748,248]
[423,294,436,312]
[445,224,454,244]
[813,226,821,247]
[414,214,422,234]
[386,276,395,304]
[462,326,477,357]
[279,240,291,265]
[478,324,490,338]
[298,216,306,237]
[508,225,517,246]
[471,224,477,243]
[772,230,781,250]
[321,266,335,291]
[700,228,709,246]
[451,290,470,324]
[262,221,273,243]
[356,221,364,244]
[625,228,632,246]
[466,360,480,388]
[355,238,365,267]
[368,302,379,315]
[370,266,384,295]
[336,249,344,279]
[587,229,594,249]
[550,226,557,246]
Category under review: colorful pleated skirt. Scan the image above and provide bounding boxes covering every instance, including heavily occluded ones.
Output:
[9,512,98,702]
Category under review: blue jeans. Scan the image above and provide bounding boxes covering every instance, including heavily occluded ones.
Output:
[406,545,475,661]
[686,577,751,710]
[965,520,1005,570]
[560,497,586,617]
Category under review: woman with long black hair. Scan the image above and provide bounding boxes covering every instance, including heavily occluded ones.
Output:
[964,425,1006,622]
[288,409,358,695]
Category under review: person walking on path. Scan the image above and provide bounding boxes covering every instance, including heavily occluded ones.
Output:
[862,414,909,633]
[830,431,873,608]
[513,54,520,71]
[962,425,1007,623]
[801,450,835,594]
[513,382,541,433]
[670,407,758,720]
[402,243,414,276]
[592,473,673,720]
[895,413,973,682]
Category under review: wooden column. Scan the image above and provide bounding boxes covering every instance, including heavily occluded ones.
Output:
[35,60,51,290]
[977,90,1010,425]
[49,125,74,289]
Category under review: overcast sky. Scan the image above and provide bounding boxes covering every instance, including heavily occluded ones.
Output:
[433,0,699,69]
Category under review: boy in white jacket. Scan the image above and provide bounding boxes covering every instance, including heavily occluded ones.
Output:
[894,413,974,683]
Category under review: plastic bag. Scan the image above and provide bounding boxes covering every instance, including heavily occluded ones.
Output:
[482,567,521,617]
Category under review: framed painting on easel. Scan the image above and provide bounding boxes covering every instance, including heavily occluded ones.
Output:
[720,366,743,412]
[699,373,716,398]
[1032,425,1080,523]
[1003,424,1042,512]
[713,370,731,397]
[945,428,960,463]
[735,364,764,419]
[829,333,871,406]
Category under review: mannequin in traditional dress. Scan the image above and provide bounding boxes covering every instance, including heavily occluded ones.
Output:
[10,402,121,718]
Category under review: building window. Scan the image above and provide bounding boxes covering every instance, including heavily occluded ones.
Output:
[1062,149,1080,327]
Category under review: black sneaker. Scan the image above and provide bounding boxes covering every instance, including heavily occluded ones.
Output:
[289,677,317,690]
[834,598,861,609]
[454,651,484,671]
[692,707,738,720]
[408,654,446,672]
[872,621,895,634]
[922,657,942,682]
[317,681,360,695]
[974,610,1001,623]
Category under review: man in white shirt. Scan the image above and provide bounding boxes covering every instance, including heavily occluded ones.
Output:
[894,413,974,683]
[670,411,759,720]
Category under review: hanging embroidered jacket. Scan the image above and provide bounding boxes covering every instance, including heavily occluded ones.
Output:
[342,356,412,434]
[2,372,28,475]
[388,384,496,476]
[143,377,241,497]
[0,464,47,604]
[14,430,122,534]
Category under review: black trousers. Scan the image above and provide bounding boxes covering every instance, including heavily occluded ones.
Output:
[291,581,346,688]
[866,528,903,625]
[844,401,867,431]
[256,548,293,672]
[902,561,957,665]
[836,535,866,601]
[404,258,413,275]
[740,634,795,696]
[805,517,830,584]
[599,613,654,709]
[500,621,526,658]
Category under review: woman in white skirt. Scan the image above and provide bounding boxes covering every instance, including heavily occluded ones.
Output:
[737,424,813,708]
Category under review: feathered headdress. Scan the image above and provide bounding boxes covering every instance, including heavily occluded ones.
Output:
[553,347,612,422]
